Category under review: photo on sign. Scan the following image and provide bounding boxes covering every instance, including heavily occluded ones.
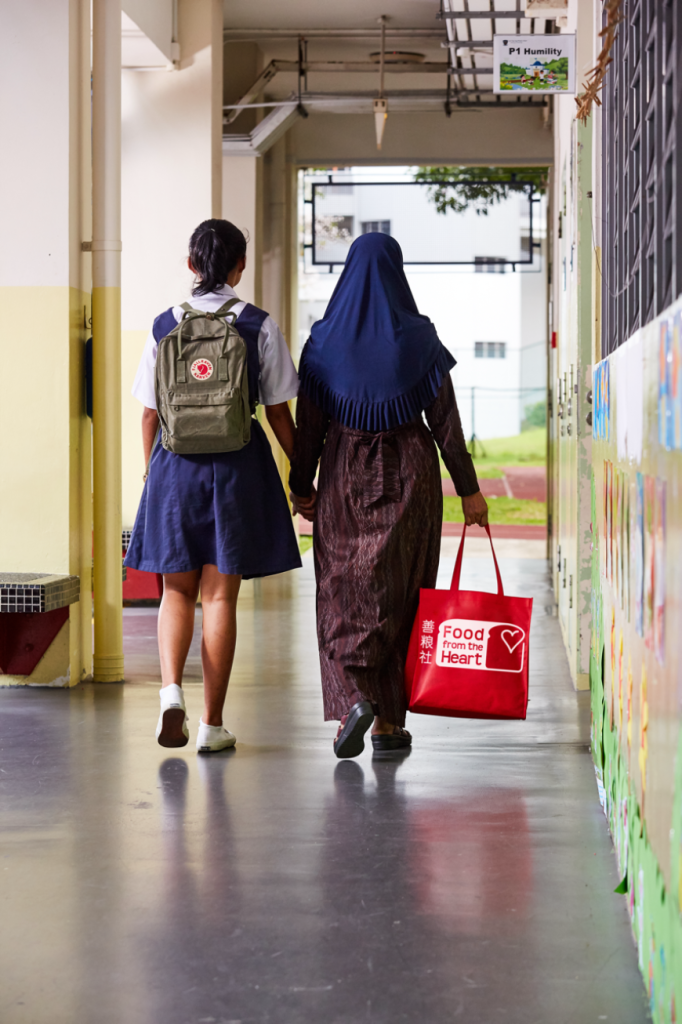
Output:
[493,34,576,95]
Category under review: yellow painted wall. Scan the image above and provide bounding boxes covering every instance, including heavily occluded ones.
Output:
[122,330,148,529]
[0,286,92,686]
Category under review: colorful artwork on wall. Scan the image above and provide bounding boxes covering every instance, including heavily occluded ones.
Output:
[639,663,649,796]
[625,476,631,620]
[658,320,672,449]
[615,469,628,613]
[618,630,624,731]
[673,311,682,448]
[594,360,611,441]
[644,476,655,647]
[658,312,682,451]
[590,304,682,1024]
[635,473,644,637]
[627,654,633,750]
[604,460,614,581]
[654,479,666,664]
[616,332,644,463]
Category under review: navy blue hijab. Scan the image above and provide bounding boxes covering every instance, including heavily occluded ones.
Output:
[298,233,456,432]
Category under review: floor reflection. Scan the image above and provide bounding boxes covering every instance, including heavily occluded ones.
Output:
[410,789,532,933]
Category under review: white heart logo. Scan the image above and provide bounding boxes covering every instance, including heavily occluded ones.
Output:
[500,628,524,654]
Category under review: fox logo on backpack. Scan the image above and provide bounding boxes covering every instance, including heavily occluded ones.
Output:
[155,298,252,455]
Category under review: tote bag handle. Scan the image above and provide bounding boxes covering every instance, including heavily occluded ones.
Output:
[450,524,504,596]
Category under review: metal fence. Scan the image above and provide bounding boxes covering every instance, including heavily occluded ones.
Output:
[602,0,682,355]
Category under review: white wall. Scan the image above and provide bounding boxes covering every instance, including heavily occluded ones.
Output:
[0,2,73,288]
[223,156,258,305]
[121,0,223,332]
[120,0,222,526]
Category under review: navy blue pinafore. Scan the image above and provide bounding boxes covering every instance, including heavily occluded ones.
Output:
[124,304,302,579]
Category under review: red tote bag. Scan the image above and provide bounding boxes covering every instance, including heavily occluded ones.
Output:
[405,525,533,720]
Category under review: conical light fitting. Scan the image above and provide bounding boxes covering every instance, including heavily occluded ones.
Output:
[373,97,388,150]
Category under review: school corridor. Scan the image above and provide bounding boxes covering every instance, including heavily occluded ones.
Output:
[0,552,649,1024]
[3,0,682,1019]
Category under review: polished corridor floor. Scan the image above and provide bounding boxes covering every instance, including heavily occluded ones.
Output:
[1,554,649,1024]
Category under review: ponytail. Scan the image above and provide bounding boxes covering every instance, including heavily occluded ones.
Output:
[188,219,247,296]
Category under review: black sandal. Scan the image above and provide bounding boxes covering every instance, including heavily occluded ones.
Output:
[333,701,374,759]
[371,727,412,752]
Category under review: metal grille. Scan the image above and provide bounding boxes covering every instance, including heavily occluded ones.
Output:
[602,0,682,355]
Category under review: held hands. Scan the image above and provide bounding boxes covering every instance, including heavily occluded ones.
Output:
[290,485,317,522]
[461,490,489,528]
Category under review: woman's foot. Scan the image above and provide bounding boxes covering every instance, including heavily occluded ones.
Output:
[333,700,374,759]
[371,726,412,752]
[156,684,189,748]
[196,718,237,753]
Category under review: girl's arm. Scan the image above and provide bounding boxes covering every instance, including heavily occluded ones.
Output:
[289,391,330,520]
[142,406,160,479]
[265,402,296,460]
[424,376,488,528]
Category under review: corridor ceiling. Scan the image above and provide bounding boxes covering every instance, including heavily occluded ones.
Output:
[223,0,557,121]
[221,0,557,163]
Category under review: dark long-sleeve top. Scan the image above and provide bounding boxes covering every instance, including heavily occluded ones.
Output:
[289,374,480,499]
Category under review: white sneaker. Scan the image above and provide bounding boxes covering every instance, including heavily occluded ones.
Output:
[196,718,236,753]
[156,684,189,748]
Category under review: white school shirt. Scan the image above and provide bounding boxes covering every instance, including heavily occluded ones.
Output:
[131,285,299,410]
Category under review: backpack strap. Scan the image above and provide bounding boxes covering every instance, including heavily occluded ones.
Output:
[144,423,161,481]
[153,307,178,344]
[213,298,240,323]
[235,304,268,409]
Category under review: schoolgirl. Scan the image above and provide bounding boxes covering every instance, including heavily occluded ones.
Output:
[125,219,301,752]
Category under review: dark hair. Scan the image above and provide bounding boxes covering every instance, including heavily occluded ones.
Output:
[188,219,247,296]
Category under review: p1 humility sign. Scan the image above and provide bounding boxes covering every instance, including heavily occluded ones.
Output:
[493,34,576,95]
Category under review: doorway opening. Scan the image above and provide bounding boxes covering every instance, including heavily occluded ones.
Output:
[297,164,549,543]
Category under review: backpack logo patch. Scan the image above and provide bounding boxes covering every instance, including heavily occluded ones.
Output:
[191,358,213,381]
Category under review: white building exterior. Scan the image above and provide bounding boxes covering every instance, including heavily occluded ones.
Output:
[298,168,547,439]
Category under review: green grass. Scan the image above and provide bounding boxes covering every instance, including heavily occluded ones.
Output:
[443,495,547,525]
[441,428,546,479]
[299,535,313,555]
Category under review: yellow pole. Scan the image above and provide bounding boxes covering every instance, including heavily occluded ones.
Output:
[92,0,124,682]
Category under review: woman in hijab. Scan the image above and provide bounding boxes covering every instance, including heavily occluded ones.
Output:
[289,233,488,759]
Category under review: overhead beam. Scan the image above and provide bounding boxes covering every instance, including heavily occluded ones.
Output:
[223,101,300,154]
[437,9,534,16]
[224,61,280,124]
[224,90,547,127]
[441,41,495,48]
[224,27,445,39]
[271,60,465,74]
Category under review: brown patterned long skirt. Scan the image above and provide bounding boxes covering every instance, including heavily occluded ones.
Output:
[313,418,443,726]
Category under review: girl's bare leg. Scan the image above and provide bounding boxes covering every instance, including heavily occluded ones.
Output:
[159,570,202,688]
[199,565,242,726]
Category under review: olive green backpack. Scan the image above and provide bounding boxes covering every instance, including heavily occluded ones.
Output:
[154,299,253,455]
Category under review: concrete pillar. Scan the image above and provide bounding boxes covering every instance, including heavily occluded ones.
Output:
[120,0,223,528]
[260,134,299,484]
[92,0,124,683]
[551,0,595,690]
[0,0,93,686]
